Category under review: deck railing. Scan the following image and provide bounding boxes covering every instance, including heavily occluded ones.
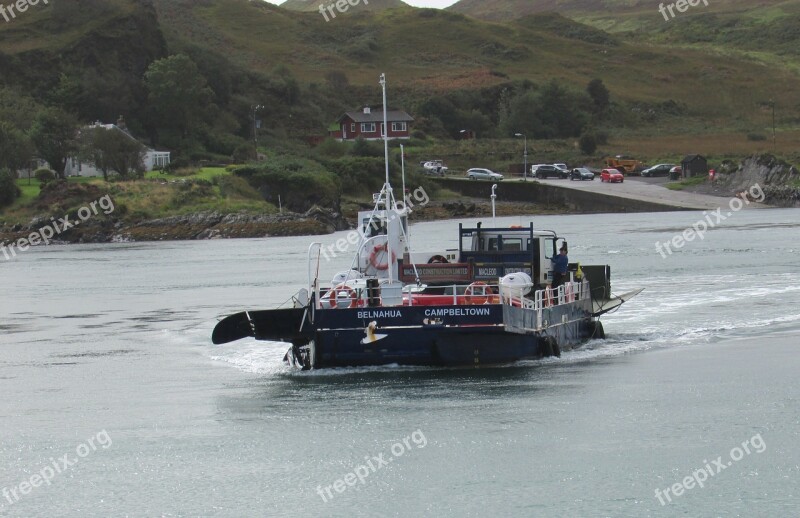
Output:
[500,279,590,311]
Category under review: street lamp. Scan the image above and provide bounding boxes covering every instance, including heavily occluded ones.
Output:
[252,104,263,160]
[515,133,527,182]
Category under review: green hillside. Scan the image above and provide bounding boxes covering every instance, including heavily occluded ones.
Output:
[0,0,798,160]
[448,0,789,22]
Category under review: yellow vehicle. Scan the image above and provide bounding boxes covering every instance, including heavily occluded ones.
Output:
[604,155,645,175]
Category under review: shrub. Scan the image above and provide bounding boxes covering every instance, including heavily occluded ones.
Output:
[232,158,340,212]
[315,138,347,158]
[218,175,262,200]
[324,157,388,196]
[351,138,383,157]
[0,168,21,208]
[34,168,56,185]
[747,133,767,141]
[232,143,255,163]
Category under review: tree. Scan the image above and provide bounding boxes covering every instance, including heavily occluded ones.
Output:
[587,79,610,113]
[0,168,21,208]
[29,108,78,179]
[579,132,598,155]
[144,54,213,141]
[502,82,589,139]
[0,121,34,173]
[79,126,145,180]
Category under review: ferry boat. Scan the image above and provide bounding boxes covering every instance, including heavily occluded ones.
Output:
[211,75,642,369]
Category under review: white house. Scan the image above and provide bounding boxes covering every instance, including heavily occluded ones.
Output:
[64,118,170,177]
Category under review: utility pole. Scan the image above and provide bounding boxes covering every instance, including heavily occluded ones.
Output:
[515,133,527,181]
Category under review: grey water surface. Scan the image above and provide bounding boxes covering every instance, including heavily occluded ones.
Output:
[1,208,798,517]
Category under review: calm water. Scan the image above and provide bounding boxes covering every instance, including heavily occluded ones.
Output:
[1,208,798,517]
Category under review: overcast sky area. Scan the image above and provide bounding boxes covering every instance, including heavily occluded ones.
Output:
[265,0,459,8]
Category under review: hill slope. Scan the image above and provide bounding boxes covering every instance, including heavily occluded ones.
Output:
[281,0,407,12]
[1,0,798,150]
[448,0,789,22]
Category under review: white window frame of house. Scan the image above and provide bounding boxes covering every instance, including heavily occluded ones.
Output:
[361,123,376,133]
[392,122,407,132]
[351,123,356,132]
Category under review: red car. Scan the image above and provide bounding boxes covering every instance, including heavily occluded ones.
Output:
[600,168,624,183]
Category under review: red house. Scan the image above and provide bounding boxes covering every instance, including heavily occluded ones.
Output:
[332,106,414,141]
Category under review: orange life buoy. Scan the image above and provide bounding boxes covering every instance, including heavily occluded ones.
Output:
[369,242,397,271]
[465,281,495,305]
[544,286,554,307]
[325,284,358,309]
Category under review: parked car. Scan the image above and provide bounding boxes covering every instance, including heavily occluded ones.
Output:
[569,168,595,181]
[422,160,448,177]
[600,168,624,183]
[467,168,503,181]
[532,164,567,179]
[641,163,675,177]
[669,165,682,180]
[553,163,569,175]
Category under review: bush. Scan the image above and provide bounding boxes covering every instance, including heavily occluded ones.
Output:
[351,138,384,157]
[747,133,767,141]
[325,157,388,196]
[579,133,598,155]
[218,175,262,200]
[232,143,255,163]
[315,138,347,158]
[34,168,56,185]
[0,168,21,208]
[232,158,340,212]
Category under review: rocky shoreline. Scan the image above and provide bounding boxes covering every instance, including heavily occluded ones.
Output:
[0,207,350,246]
[685,155,800,207]
[2,154,797,248]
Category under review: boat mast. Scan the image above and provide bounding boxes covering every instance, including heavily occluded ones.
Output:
[380,73,394,282]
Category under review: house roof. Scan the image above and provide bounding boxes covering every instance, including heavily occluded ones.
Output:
[85,123,166,153]
[338,108,414,124]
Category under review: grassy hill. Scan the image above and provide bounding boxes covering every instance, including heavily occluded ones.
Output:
[448,0,789,22]
[1,0,798,155]
[144,0,800,135]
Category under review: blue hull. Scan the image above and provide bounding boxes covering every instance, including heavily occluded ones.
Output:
[308,302,595,368]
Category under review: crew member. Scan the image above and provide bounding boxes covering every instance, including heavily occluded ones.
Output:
[551,246,569,289]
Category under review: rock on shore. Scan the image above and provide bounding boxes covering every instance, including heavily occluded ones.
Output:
[0,207,350,245]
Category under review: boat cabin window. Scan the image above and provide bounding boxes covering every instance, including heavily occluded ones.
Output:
[363,217,387,237]
[544,237,555,260]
